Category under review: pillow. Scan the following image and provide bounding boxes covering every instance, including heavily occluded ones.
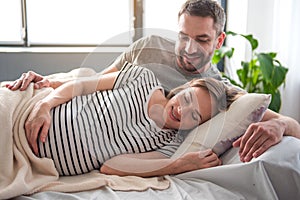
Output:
[171,93,271,159]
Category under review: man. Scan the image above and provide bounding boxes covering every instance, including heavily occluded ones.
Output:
[7,0,300,163]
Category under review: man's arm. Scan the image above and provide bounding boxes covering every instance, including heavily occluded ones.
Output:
[262,109,300,139]
[100,150,221,177]
[233,109,300,162]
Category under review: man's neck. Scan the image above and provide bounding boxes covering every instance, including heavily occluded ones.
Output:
[176,61,212,75]
[193,63,211,74]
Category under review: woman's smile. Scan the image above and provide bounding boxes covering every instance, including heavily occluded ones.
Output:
[169,106,180,122]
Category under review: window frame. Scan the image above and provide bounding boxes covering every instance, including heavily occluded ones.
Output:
[1,0,138,48]
[0,0,227,48]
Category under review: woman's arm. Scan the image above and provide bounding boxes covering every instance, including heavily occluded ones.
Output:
[25,71,119,155]
[40,71,118,108]
[7,64,119,91]
[100,150,221,177]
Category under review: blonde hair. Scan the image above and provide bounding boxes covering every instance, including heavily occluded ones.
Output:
[167,77,245,116]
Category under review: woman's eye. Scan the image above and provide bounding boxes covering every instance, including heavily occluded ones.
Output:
[184,93,190,103]
[192,112,200,123]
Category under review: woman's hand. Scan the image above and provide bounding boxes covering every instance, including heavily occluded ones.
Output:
[174,149,222,173]
[101,149,221,177]
[25,101,51,155]
[6,71,50,91]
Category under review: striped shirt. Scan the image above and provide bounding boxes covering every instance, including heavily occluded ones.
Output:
[38,62,183,176]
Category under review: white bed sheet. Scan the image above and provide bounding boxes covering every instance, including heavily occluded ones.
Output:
[13,136,300,200]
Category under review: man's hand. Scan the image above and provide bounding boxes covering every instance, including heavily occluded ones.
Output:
[25,101,51,155]
[6,71,50,91]
[232,119,284,162]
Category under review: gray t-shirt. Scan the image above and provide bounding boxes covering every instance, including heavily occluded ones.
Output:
[111,35,226,93]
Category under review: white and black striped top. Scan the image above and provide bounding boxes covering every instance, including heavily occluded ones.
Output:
[38,62,182,176]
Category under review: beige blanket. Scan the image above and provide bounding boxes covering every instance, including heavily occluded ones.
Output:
[0,68,169,199]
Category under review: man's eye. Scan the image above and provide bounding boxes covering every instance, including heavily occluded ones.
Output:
[196,39,209,43]
[179,33,189,41]
[180,36,189,41]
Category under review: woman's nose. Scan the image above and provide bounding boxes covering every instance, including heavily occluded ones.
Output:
[178,105,192,116]
[177,106,182,116]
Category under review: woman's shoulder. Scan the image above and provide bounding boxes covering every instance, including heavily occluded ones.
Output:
[120,62,154,76]
[114,62,159,88]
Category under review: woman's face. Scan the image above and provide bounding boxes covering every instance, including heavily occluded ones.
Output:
[175,13,225,74]
[163,86,213,130]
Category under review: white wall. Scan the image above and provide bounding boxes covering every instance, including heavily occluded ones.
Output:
[0,49,121,82]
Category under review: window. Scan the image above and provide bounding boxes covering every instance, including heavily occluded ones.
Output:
[0,0,23,45]
[143,0,186,40]
[0,0,226,47]
[0,0,132,46]
[26,0,132,46]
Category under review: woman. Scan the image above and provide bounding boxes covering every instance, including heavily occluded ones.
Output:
[25,62,243,177]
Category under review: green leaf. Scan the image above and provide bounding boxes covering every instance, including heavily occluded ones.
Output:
[269,90,281,112]
[226,31,258,51]
[237,63,249,88]
[241,34,259,51]
[251,66,261,86]
[257,53,273,81]
[268,52,277,59]
[212,50,222,64]
[262,81,274,94]
[212,47,234,64]
[271,65,288,89]
[220,31,288,110]
[223,47,235,58]
[225,31,238,36]
[221,73,243,88]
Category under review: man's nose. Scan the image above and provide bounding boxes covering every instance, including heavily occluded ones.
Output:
[185,38,198,54]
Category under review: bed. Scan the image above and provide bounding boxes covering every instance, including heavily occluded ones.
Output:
[11,138,300,200]
[1,68,300,200]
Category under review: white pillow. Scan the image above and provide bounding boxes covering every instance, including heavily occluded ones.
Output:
[172,93,271,159]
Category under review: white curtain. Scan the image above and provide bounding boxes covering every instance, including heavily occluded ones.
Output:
[226,0,300,122]
[272,0,300,122]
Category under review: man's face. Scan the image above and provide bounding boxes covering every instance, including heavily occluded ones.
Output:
[175,13,225,74]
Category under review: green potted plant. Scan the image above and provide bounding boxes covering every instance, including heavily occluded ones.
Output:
[213,31,288,112]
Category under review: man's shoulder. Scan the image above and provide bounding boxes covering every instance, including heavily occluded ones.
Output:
[136,35,176,49]
[146,34,176,43]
